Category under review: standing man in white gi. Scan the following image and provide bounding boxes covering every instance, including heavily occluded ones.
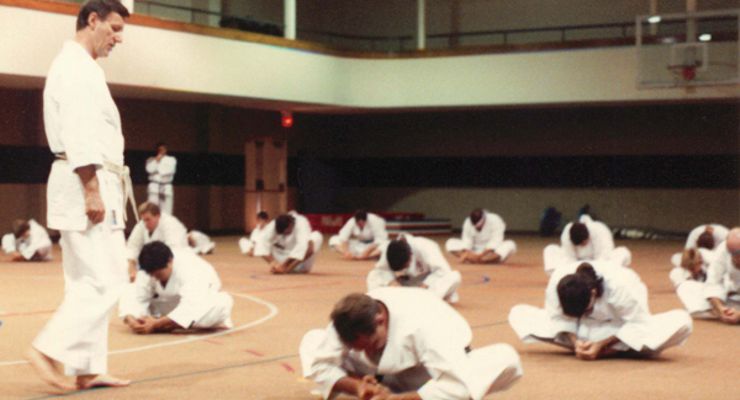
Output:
[126,201,187,281]
[509,261,693,360]
[254,211,323,274]
[329,210,388,260]
[703,227,740,324]
[445,208,517,264]
[3,219,53,262]
[300,288,522,399]
[146,142,177,214]
[368,234,462,303]
[27,0,132,391]
[119,241,233,333]
[543,214,631,275]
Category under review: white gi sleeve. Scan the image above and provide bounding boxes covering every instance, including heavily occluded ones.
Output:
[159,156,177,183]
[119,271,156,318]
[370,215,388,244]
[589,221,615,260]
[288,218,311,260]
[703,254,729,301]
[461,219,475,250]
[300,325,351,400]
[126,221,147,261]
[253,222,275,257]
[55,64,104,170]
[367,262,396,291]
[669,267,691,288]
[145,157,158,174]
[607,282,654,349]
[421,239,453,277]
[336,218,354,243]
[484,214,505,250]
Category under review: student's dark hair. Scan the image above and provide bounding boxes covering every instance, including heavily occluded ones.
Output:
[696,230,715,250]
[256,211,269,220]
[470,208,484,225]
[12,219,30,239]
[557,262,604,317]
[138,201,161,216]
[138,241,173,273]
[569,222,590,246]
[330,293,380,344]
[76,0,130,31]
[354,209,368,222]
[386,239,411,271]
[275,214,295,234]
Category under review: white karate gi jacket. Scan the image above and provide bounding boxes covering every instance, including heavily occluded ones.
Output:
[703,242,740,302]
[368,234,460,301]
[669,247,713,288]
[126,213,188,261]
[560,215,615,261]
[44,40,126,231]
[146,155,177,195]
[336,213,388,246]
[15,219,53,261]
[254,211,314,261]
[300,287,522,400]
[188,230,215,254]
[684,224,729,249]
[119,249,230,329]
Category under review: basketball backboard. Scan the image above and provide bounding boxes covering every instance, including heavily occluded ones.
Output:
[636,9,739,88]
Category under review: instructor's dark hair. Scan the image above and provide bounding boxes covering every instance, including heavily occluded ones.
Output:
[569,222,590,246]
[557,262,604,318]
[386,239,411,271]
[331,293,380,344]
[76,0,130,31]
[139,241,173,273]
[275,214,295,234]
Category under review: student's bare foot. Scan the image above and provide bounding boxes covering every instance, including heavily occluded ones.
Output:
[25,347,76,391]
[76,374,131,390]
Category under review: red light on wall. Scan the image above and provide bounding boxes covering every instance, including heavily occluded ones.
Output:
[281,111,293,128]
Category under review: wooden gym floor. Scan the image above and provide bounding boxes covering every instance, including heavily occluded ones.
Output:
[0,235,736,399]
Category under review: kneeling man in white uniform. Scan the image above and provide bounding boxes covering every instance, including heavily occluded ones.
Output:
[368,234,461,303]
[300,288,522,400]
[119,241,233,334]
[445,208,516,264]
[703,227,740,325]
[543,215,631,275]
[509,261,692,360]
[254,211,323,274]
[329,210,388,260]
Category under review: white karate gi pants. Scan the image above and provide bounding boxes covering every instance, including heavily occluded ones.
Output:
[120,288,234,329]
[675,281,714,316]
[33,225,127,376]
[543,244,632,275]
[328,235,377,257]
[147,182,173,214]
[444,238,517,262]
[300,330,522,399]
[508,305,692,356]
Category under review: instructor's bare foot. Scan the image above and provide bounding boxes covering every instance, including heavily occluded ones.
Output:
[25,347,76,391]
[76,374,131,390]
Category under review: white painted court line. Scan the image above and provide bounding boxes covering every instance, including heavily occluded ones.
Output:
[0,291,278,367]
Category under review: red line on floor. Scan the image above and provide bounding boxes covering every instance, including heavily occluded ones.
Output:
[280,362,295,373]
[244,349,265,357]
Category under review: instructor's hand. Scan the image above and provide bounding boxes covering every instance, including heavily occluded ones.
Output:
[84,191,105,224]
